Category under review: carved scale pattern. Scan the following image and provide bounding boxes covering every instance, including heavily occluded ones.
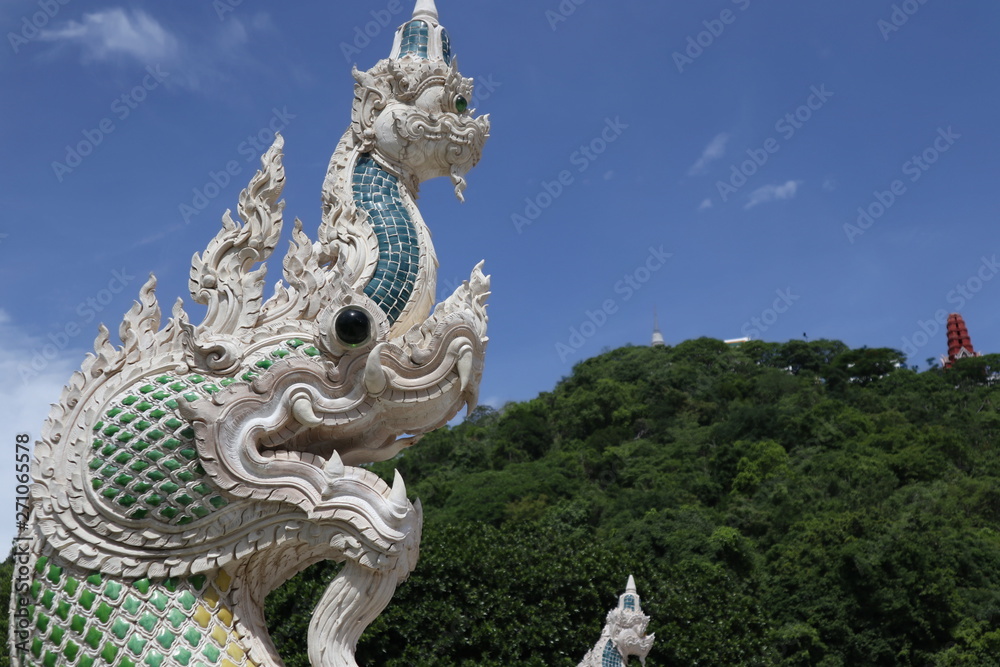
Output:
[601,641,624,667]
[20,555,256,667]
[88,339,323,526]
[89,375,227,526]
[352,155,421,325]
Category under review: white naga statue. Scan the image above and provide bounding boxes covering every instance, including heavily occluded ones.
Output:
[577,577,656,667]
[9,1,489,665]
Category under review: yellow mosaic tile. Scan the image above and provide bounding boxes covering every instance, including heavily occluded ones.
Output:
[203,585,220,608]
[210,624,228,647]
[227,642,246,660]
[217,604,234,626]
[193,605,211,628]
[215,569,232,592]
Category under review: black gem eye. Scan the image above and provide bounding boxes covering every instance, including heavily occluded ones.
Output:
[335,308,371,347]
[455,96,468,113]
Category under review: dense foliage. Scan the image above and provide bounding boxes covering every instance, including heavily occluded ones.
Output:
[344,340,999,666]
[6,340,1000,665]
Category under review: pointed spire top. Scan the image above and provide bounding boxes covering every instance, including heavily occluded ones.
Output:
[651,308,665,347]
[412,0,439,22]
[617,575,642,613]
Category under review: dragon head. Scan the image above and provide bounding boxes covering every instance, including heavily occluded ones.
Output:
[350,0,490,201]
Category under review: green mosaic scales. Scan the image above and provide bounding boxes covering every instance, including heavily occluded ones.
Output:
[10,1,490,665]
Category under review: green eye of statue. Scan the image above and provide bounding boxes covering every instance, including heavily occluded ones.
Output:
[455,96,468,113]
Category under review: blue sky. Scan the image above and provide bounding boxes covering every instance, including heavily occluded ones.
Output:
[2,0,999,548]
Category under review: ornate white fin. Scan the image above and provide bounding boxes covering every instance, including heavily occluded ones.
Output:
[189,134,286,336]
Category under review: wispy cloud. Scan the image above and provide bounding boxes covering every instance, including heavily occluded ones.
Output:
[698,198,713,211]
[745,180,803,209]
[39,8,179,63]
[688,133,730,175]
[36,8,280,94]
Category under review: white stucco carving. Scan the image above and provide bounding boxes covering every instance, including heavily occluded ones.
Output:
[10,1,490,666]
[578,576,656,667]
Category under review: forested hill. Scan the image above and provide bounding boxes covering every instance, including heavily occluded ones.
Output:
[262,339,1000,666]
[4,340,1000,666]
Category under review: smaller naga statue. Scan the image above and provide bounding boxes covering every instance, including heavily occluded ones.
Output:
[10,1,489,666]
[577,576,656,667]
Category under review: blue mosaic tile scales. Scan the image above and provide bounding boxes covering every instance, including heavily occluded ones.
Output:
[602,640,625,667]
[352,155,420,324]
[399,20,430,59]
[624,594,636,611]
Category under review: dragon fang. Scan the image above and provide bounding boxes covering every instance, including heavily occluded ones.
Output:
[10,1,490,666]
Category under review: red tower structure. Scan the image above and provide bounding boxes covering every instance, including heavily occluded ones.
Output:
[942,313,980,369]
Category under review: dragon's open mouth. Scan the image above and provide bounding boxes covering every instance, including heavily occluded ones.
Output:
[255,427,407,468]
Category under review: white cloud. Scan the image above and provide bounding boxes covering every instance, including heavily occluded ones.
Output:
[688,133,730,175]
[36,8,282,94]
[39,8,179,63]
[698,198,713,211]
[823,178,838,192]
[745,180,803,210]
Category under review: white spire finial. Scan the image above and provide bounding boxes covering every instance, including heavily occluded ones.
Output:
[651,308,665,347]
[412,0,439,21]
[626,575,637,594]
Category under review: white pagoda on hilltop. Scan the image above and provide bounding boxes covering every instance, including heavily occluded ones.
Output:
[651,309,665,347]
